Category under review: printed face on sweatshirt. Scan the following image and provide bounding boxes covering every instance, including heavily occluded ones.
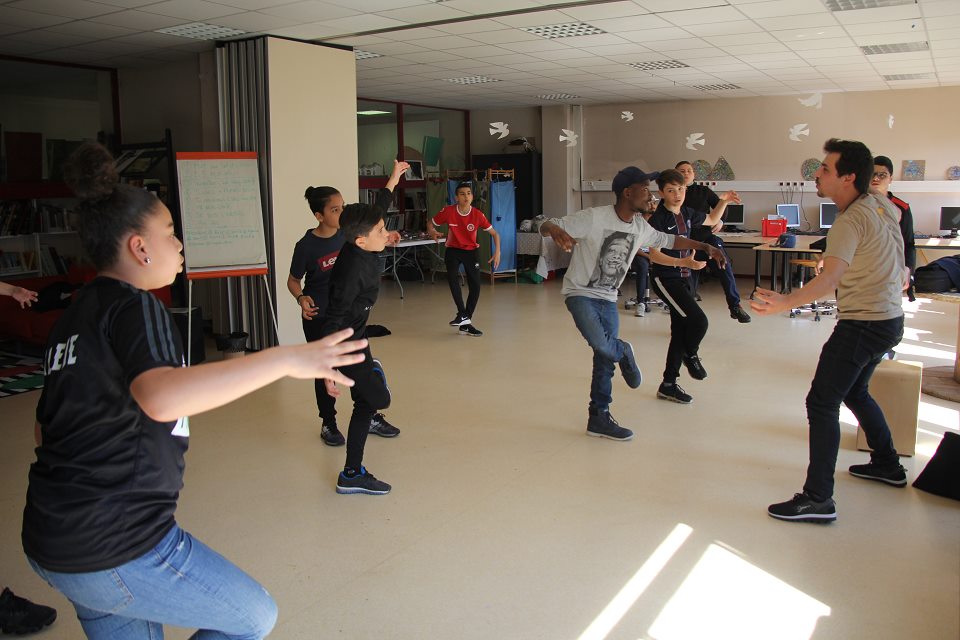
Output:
[587,230,635,290]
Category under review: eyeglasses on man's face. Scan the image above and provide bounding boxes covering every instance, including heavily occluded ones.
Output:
[872,171,890,180]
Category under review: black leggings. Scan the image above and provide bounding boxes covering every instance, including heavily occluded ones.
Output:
[651,276,708,383]
[302,316,337,425]
[444,247,482,319]
[339,346,391,471]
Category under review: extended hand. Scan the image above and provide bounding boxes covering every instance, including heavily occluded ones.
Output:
[12,287,38,308]
[706,245,727,268]
[386,230,401,246]
[721,190,742,205]
[683,256,707,270]
[547,225,577,252]
[749,287,787,316]
[289,328,367,383]
[489,251,501,269]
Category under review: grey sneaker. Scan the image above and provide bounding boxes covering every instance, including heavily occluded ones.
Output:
[320,423,345,447]
[849,461,907,487]
[336,467,391,495]
[369,412,400,437]
[618,340,642,388]
[586,409,634,441]
[768,492,837,523]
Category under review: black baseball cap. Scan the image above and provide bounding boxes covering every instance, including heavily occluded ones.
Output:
[612,166,660,195]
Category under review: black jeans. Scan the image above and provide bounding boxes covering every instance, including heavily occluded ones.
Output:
[690,231,740,309]
[632,254,649,302]
[651,276,708,383]
[804,316,905,501]
[302,316,337,425]
[339,346,391,471]
[444,247,482,319]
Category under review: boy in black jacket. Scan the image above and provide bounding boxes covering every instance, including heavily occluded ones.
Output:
[321,203,395,495]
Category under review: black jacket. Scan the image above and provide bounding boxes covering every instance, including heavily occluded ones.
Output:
[888,191,916,271]
[321,241,381,339]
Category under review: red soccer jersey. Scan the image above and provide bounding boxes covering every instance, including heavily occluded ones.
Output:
[432,205,492,250]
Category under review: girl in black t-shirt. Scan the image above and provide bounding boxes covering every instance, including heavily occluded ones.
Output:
[22,143,368,639]
[286,160,407,447]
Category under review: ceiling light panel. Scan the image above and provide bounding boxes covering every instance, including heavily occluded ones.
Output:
[824,0,915,10]
[522,23,606,39]
[628,59,690,70]
[442,75,500,84]
[861,41,929,54]
[883,72,936,80]
[692,83,742,90]
[537,93,581,100]
[155,22,246,40]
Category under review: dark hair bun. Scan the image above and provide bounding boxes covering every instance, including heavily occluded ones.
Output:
[64,143,119,201]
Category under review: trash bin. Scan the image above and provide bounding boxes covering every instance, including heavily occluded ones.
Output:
[215,331,248,360]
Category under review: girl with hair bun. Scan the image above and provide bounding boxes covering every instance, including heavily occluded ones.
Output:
[21,142,368,639]
[287,159,407,447]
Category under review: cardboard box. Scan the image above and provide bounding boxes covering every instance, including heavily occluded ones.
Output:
[856,359,921,457]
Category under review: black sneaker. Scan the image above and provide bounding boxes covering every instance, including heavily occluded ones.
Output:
[618,340,642,388]
[449,313,470,326]
[586,409,634,441]
[369,412,400,437]
[657,382,692,404]
[336,467,391,495]
[0,588,57,635]
[848,461,907,487]
[730,305,752,323]
[768,492,837,523]
[320,423,345,447]
[459,323,483,337]
[682,354,708,380]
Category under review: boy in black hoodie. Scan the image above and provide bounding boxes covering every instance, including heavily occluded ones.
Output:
[321,203,396,495]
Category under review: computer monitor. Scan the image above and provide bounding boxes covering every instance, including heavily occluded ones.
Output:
[940,206,960,237]
[819,202,838,230]
[776,203,801,228]
[723,204,745,226]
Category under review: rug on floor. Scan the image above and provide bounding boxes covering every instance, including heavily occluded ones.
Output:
[0,352,43,398]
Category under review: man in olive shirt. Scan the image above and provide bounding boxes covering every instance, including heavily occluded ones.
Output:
[751,138,908,524]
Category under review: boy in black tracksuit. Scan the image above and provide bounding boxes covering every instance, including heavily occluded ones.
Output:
[648,169,710,404]
[321,203,396,495]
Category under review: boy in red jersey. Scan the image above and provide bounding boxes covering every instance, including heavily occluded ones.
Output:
[427,183,500,337]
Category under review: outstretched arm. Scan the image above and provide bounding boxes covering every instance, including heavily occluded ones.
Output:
[486,227,501,268]
[0,281,38,308]
[751,256,846,315]
[130,329,367,422]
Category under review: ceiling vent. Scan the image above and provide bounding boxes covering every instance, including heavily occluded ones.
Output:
[522,23,606,39]
[629,60,690,71]
[155,22,246,40]
[861,41,929,55]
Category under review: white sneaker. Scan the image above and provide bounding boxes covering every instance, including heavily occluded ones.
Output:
[634,305,645,317]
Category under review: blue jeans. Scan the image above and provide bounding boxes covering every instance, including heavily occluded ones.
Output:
[28,524,277,639]
[564,296,626,412]
[803,317,905,501]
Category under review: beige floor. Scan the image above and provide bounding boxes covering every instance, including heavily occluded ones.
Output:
[1,276,958,640]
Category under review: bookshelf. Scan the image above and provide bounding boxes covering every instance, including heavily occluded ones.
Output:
[358,177,427,232]
[0,233,40,278]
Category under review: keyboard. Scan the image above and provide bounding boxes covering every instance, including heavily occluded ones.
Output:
[914,233,931,239]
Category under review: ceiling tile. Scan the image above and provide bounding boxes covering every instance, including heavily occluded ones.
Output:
[618,27,693,43]
[442,0,543,15]
[88,9,185,30]
[6,0,118,19]
[921,0,960,18]
[560,1,650,21]
[683,21,764,37]
[497,39,569,53]
[430,19,509,35]
[213,12,300,31]
[404,35,485,51]
[463,29,543,45]
[649,38,713,52]
[580,43,652,56]
[754,14,838,31]
[771,25,847,41]
[661,6,748,27]
[735,0,828,20]
[705,32,777,47]
[260,1,358,22]
[492,9,577,28]
[721,42,790,55]
[0,6,72,28]
[138,0,243,21]
[787,36,855,51]
[394,50,456,64]
[268,23,342,39]
[586,14,673,32]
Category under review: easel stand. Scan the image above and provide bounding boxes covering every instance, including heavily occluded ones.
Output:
[185,267,279,366]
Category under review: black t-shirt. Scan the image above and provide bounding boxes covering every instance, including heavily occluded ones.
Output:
[23,277,187,573]
[289,229,345,317]
[649,202,695,279]
[684,183,720,224]
[320,241,381,340]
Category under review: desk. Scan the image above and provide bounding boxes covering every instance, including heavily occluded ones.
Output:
[753,235,825,293]
[715,232,773,295]
[916,236,960,268]
[517,231,572,278]
[381,237,445,298]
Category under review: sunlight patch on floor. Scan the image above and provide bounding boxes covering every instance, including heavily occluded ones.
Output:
[648,544,830,640]
[577,524,692,640]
